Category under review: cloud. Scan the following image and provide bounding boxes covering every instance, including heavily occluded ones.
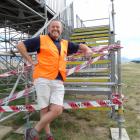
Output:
[70,0,140,59]
[115,0,140,58]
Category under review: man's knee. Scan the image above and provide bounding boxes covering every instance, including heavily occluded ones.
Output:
[49,104,63,116]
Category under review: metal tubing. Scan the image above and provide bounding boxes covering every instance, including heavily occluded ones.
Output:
[15,0,46,19]
[0,112,19,122]
[83,18,109,22]
[33,2,74,37]
[109,0,116,93]
[117,40,124,140]
[0,73,22,119]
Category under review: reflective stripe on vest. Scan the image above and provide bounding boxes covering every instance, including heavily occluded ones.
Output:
[33,35,68,81]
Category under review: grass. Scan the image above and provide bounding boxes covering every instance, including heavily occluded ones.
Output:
[1,62,140,140]
[121,62,140,140]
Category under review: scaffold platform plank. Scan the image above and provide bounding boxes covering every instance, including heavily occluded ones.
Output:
[71,32,110,38]
[64,82,116,86]
[67,59,111,65]
[74,25,109,33]
[72,37,109,43]
[110,128,130,140]
[0,125,13,139]
[14,121,37,134]
[65,87,111,95]
[66,77,110,82]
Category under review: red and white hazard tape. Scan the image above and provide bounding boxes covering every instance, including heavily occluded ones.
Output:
[0,56,103,105]
[91,44,122,53]
[0,99,122,112]
[0,70,18,78]
[111,93,127,102]
[67,44,122,60]
[0,65,31,78]
[0,87,123,110]
[66,55,103,76]
[65,100,113,109]
[0,105,39,112]
[66,44,122,75]
[0,86,35,105]
[0,44,121,78]
[0,55,102,78]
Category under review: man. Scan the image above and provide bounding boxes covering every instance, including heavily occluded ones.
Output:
[17,19,92,140]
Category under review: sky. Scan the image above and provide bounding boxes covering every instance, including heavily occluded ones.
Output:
[67,0,140,59]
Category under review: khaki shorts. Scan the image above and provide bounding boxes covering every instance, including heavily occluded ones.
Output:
[34,78,64,109]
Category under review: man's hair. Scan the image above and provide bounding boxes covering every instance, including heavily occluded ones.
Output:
[48,19,63,28]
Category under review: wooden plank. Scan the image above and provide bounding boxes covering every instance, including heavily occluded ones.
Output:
[67,60,111,65]
[71,32,110,38]
[67,53,104,59]
[64,82,116,86]
[72,37,109,43]
[77,68,110,73]
[66,77,110,82]
[72,29,109,35]
[14,121,37,134]
[14,125,25,134]
[87,42,109,46]
[0,125,13,139]
[110,128,130,140]
[74,25,109,33]
[65,90,111,95]
[75,71,110,75]
[65,86,111,95]
[71,30,109,38]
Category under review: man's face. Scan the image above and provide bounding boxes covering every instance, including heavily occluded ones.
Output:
[48,21,63,40]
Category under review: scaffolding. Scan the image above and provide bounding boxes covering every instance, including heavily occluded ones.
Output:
[0,0,128,139]
[0,0,74,121]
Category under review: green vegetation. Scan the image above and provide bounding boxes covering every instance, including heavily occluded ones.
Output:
[122,63,140,140]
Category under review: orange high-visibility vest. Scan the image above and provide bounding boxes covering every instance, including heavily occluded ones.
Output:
[33,35,68,81]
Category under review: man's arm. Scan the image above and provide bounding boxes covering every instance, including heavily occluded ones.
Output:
[67,42,92,58]
[16,42,34,65]
[79,43,93,58]
[16,37,40,65]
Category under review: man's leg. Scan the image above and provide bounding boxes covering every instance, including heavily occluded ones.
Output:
[35,104,63,132]
[40,107,51,135]
[25,78,51,140]
[29,78,64,139]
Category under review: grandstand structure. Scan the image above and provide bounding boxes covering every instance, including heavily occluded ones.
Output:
[0,0,129,139]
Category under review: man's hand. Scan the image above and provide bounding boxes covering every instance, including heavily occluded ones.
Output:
[84,48,93,59]
[16,42,34,65]
[79,44,93,59]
